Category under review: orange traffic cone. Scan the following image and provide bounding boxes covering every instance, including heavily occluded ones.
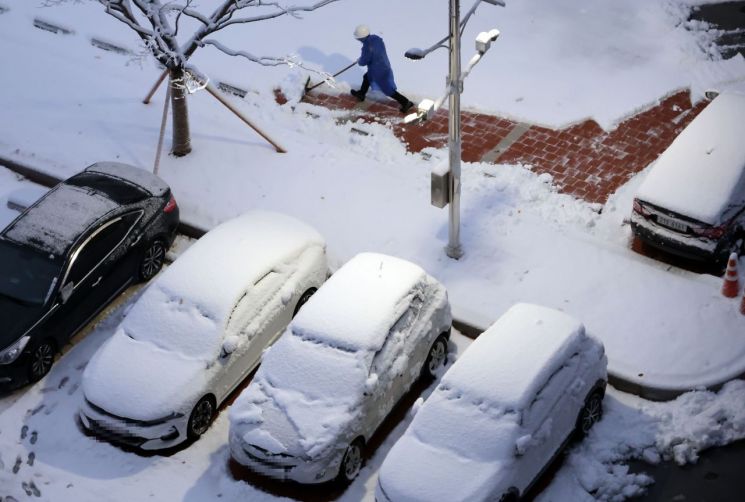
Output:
[722,252,740,298]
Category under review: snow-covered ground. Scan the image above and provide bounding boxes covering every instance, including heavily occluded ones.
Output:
[2,0,745,499]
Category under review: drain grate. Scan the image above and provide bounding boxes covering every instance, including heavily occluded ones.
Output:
[90,38,131,55]
[33,18,74,35]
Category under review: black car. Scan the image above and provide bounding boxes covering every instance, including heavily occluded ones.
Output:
[0,162,179,391]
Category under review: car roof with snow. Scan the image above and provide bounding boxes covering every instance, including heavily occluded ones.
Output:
[120,211,325,359]
[442,303,588,410]
[1,162,168,257]
[635,93,745,225]
[291,253,428,353]
[85,161,169,197]
[1,183,119,256]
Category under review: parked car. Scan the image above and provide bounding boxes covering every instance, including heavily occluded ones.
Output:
[229,252,452,485]
[376,303,607,502]
[79,211,327,450]
[0,162,179,391]
[631,92,745,268]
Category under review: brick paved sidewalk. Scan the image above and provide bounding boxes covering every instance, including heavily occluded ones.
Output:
[293,89,709,204]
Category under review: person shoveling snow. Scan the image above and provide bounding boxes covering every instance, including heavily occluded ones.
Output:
[351,24,415,114]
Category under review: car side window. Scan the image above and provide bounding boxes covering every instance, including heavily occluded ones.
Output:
[523,353,580,430]
[65,212,140,287]
[228,270,285,341]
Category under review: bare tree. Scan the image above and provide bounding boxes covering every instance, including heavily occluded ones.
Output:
[51,1,341,156]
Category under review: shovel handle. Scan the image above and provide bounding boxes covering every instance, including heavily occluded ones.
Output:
[306,61,357,93]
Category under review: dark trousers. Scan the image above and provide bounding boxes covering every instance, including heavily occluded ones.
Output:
[359,74,410,108]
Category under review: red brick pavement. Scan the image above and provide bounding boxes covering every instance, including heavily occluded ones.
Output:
[292,89,709,204]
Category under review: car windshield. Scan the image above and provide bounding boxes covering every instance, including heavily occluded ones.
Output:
[0,240,61,305]
[411,387,521,463]
[262,331,370,403]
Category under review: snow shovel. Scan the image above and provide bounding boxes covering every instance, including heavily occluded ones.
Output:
[303,61,356,95]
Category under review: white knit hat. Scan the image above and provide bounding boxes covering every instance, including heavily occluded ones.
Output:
[354,25,370,39]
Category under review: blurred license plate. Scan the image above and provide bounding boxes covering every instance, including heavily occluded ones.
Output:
[657,215,686,232]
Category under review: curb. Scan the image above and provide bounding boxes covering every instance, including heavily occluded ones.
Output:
[0,155,726,402]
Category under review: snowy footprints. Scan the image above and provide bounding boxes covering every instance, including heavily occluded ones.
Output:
[6,424,42,498]
[21,480,41,497]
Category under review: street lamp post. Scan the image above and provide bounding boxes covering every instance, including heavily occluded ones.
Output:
[404,0,504,260]
[446,0,464,259]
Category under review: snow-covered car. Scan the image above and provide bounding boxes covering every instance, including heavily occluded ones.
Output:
[79,211,327,450]
[0,162,179,392]
[631,93,745,268]
[229,252,452,485]
[376,303,607,502]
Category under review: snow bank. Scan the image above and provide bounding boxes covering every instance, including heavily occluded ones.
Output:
[635,93,745,224]
[539,381,745,501]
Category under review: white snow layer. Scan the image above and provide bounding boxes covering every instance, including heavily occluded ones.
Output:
[292,252,426,352]
[443,303,588,409]
[635,93,745,224]
[86,161,169,197]
[124,211,324,361]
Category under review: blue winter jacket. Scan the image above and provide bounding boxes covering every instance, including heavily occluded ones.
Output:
[358,34,397,95]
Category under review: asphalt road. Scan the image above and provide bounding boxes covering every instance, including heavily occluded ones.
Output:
[689,1,745,59]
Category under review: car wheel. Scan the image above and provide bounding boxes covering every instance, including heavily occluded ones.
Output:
[293,288,317,318]
[27,340,56,383]
[337,438,364,484]
[499,488,520,502]
[139,239,166,282]
[187,396,215,439]
[421,335,448,380]
[575,390,604,438]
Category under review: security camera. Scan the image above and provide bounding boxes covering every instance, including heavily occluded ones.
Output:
[475,32,492,54]
[488,28,500,42]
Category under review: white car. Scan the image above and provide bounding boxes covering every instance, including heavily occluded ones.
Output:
[229,252,452,485]
[79,211,327,450]
[376,303,607,502]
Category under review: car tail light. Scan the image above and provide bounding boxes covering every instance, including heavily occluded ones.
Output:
[632,198,649,216]
[691,224,726,240]
[163,193,177,213]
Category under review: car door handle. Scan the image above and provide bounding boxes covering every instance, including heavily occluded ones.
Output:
[91,276,103,288]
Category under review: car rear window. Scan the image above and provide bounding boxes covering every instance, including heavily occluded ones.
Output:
[66,173,149,205]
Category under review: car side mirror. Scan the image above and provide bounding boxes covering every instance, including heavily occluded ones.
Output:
[363,373,379,397]
[60,282,74,304]
[221,335,239,359]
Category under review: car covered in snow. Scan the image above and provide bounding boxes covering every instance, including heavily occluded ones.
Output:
[631,93,745,268]
[229,252,452,485]
[0,162,179,391]
[376,303,607,502]
[79,211,327,450]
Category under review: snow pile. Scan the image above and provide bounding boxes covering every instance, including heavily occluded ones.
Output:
[540,380,745,501]
[635,93,745,224]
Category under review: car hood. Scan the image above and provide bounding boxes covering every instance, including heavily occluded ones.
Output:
[378,434,506,502]
[0,295,43,350]
[231,381,358,460]
[82,329,209,421]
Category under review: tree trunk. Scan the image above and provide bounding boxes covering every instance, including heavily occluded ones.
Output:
[169,67,192,157]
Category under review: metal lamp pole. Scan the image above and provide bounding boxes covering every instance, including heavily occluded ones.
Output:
[404,0,503,260]
[446,0,464,259]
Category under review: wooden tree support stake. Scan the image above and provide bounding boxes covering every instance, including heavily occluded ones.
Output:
[204,82,286,153]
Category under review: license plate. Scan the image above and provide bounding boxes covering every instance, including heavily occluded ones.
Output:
[657,214,687,232]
